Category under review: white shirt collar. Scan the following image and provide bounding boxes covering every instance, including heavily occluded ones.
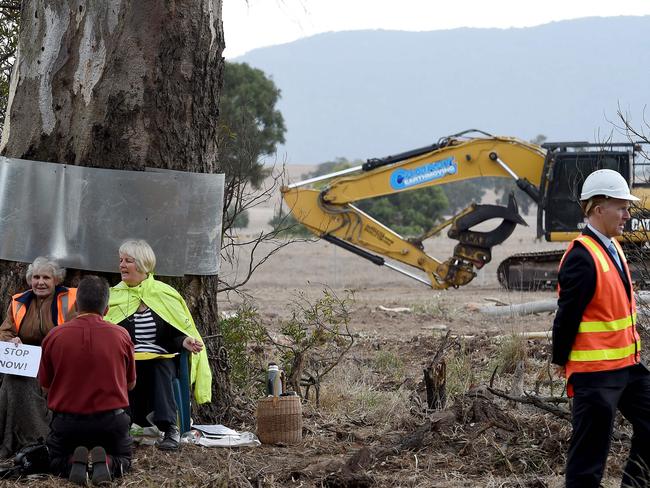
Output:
[586,223,613,249]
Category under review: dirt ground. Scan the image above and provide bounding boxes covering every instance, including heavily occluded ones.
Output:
[222,211,562,337]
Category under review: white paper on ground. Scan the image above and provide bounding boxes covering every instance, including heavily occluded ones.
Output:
[192,424,239,437]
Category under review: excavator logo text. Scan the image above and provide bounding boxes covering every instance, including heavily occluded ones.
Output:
[390,157,457,190]
[365,224,394,246]
[631,218,650,231]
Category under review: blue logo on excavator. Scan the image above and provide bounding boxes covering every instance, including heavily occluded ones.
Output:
[389,157,457,190]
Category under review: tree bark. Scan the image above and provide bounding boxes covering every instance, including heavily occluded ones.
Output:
[0,0,231,421]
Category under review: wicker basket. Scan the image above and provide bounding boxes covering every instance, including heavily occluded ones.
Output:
[256,396,302,445]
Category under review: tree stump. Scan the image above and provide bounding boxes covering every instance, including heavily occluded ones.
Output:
[424,359,446,410]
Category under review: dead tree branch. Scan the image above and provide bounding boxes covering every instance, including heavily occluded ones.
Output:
[487,386,571,421]
[218,166,311,295]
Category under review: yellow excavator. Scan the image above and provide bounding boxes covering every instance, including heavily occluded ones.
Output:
[281,130,650,290]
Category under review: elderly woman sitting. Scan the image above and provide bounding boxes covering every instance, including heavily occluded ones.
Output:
[105,240,211,451]
[0,257,76,458]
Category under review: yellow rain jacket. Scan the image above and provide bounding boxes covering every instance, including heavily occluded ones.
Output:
[105,274,212,404]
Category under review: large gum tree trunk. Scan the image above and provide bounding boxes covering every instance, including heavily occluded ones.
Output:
[0,0,231,421]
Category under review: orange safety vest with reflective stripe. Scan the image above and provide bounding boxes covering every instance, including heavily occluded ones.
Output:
[11,288,77,332]
[559,235,640,391]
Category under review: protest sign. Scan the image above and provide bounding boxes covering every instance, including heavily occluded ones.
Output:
[0,341,41,378]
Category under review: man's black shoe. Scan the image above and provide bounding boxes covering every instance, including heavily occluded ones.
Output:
[157,425,180,451]
[69,446,88,486]
[89,446,111,485]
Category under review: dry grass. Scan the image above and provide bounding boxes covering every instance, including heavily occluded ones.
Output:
[495,331,529,374]
[3,335,635,488]
[318,361,415,433]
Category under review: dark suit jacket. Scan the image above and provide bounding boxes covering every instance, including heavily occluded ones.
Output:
[552,226,631,366]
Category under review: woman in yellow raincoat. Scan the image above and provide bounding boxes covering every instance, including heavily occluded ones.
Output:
[105,240,211,451]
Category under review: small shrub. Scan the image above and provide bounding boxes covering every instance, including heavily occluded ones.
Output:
[269,288,355,404]
[411,296,452,320]
[219,304,267,395]
[496,332,528,374]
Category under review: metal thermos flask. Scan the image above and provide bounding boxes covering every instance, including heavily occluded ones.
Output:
[267,363,282,396]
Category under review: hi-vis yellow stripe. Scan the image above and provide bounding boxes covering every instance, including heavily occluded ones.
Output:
[134,352,178,361]
[569,340,641,362]
[577,236,609,272]
[578,313,637,333]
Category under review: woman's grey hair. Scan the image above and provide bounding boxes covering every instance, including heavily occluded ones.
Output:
[119,239,156,274]
[26,257,66,284]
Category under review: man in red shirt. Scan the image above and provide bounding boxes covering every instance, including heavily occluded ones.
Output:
[39,275,136,485]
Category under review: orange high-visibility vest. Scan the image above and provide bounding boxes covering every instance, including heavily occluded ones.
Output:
[11,288,77,332]
[559,236,640,391]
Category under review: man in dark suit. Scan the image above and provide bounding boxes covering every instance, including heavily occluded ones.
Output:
[553,168,650,488]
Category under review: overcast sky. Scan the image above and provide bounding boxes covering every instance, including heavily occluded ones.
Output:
[223,0,650,58]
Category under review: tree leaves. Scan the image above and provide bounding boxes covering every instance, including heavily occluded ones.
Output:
[218,61,286,188]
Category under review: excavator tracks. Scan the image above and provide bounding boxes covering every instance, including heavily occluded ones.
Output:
[498,248,650,291]
[497,250,565,291]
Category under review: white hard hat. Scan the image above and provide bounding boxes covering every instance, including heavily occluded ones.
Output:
[580,169,639,201]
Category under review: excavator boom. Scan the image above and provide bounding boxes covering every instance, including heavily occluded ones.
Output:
[281,132,544,288]
[316,136,544,204]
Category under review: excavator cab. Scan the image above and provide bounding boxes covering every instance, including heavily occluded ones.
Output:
[539,142,636,241]
[497,141,647,291]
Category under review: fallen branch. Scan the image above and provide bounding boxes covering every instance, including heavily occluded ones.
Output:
[323,412,459,486]
[488,386,633,442]
[493,330,552,341]
[458,420,495,456]
[378,305,412,313]
[486,386,571,421]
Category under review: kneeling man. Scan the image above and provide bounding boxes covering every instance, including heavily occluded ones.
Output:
[39,275,136,485]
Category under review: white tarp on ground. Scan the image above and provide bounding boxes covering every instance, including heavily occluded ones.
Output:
[184,428,261,448]
[131,423,261,448]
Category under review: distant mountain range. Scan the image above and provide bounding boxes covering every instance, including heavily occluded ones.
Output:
[235,16,650,165]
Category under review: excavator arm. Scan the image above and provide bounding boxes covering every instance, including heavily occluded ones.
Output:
[281,131,548,289]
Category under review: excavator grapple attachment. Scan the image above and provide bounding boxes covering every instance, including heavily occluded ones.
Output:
[447,193,526,269]
[430,194,527,287]
[448,193,526,248]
